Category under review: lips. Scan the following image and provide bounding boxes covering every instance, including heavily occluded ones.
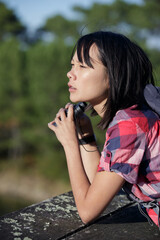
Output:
[68,83,76,91]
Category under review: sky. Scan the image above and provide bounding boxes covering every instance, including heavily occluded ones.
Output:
[1,0,142,32]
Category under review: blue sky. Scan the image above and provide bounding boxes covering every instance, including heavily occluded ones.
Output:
[2,0,142,32]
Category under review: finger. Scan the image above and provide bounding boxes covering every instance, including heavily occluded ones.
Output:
[56,108,64,119]
[60,108,67,121]
[48,113,62,128]
[64,103,72,113]
[67,104,74,120]
[65,102,72,108]
[48,120,57,129]
[52,122,57,127]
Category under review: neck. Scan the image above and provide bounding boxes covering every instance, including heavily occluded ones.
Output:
[91,99,107,118]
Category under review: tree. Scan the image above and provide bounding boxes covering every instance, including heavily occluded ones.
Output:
[0,0,160,182]
[40,0,160,83]
[39,15,80,43]
[72,0,160,82]
[72,0,160,46]
[0,2,26,41]
[0,38,25,159]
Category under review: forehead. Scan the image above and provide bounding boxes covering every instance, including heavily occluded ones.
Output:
[72,44,101,64]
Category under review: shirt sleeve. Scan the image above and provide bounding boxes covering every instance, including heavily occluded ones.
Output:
[98,120,146,184]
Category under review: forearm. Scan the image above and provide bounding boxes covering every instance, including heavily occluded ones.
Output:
[77,121,101,183]
[63,141,91,216]
[48,105,125,224]
[63,141,125,225]
[79,142,100,183]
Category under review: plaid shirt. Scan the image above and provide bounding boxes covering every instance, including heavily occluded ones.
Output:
[98,105,160,227]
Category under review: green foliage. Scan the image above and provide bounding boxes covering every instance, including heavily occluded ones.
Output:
[0,38,22,118]
[0,38,25,159]
[73,0,160,43]
[0,2,25,40]
[72,0,160,82]
[41,15,79,41]
[0,0,160,182]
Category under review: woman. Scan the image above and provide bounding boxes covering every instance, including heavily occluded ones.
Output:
[48,31,160,227]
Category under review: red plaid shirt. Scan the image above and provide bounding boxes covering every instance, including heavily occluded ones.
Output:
[98,105,160,227]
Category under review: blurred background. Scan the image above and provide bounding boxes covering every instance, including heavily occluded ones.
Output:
[0,0,160,216]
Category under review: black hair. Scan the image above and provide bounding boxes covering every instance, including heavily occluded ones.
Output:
[72,31,155,129]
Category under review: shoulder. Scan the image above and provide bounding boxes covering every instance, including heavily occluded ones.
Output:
[108,105,159,135]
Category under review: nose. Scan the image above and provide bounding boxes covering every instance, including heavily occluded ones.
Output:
[67,69,76,80]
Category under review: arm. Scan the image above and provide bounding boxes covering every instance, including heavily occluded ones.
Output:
[67,103,101,183]
[64,141,125,224]
[48,105,125,224]
[77,113,101,183]
[79,143,100,183]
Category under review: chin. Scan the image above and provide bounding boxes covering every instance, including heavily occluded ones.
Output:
[70,95,83,103]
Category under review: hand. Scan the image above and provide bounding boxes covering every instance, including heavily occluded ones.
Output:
[48,104,78,148]
[65,103,94,139]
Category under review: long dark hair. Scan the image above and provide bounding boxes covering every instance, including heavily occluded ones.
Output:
[72,31,155,129]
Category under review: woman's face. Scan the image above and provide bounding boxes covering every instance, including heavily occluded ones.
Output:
[67,44,109,108]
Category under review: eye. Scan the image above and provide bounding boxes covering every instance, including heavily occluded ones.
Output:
[80,64,87,68]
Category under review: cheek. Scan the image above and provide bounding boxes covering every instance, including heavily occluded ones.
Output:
[92,75,108,90]
[94,79,108,99]
[79,71,108,96]
[83,82,106,99]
